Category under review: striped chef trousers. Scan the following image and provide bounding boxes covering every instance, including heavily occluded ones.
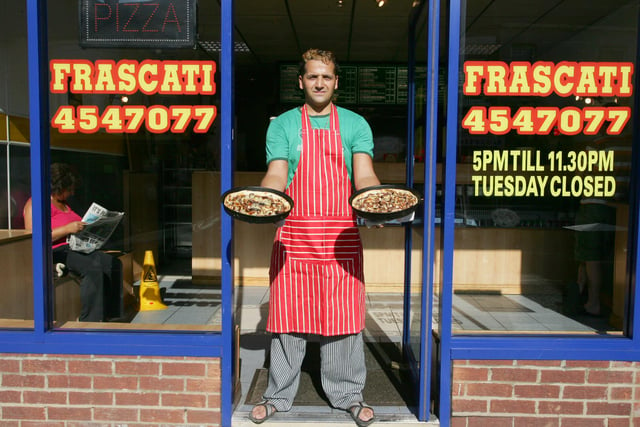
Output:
[263,332,366,412]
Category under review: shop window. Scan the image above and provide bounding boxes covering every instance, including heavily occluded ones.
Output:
[0,1,33,329]
[450,1,637,335]
[17,0,225,331]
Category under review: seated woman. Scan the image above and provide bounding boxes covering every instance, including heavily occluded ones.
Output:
[23,163,121,322]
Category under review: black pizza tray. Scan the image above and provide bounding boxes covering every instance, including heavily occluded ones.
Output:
[222,186,294,224]
[349,184,422,222]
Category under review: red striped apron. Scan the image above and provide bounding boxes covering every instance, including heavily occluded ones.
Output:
[267,104,366,336]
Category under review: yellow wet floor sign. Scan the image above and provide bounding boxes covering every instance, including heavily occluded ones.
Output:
[139,250,167,311]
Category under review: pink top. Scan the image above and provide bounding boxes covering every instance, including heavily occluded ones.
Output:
[51,201,81,248]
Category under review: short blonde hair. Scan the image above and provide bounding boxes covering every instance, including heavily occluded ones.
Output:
[298,49,340,77]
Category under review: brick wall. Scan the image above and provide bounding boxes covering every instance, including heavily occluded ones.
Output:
[0,354,221,426]
[451,360,640,426]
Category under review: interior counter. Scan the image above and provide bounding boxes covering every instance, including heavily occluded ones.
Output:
[192,171,576,293]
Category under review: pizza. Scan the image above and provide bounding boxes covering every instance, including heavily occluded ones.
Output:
[351,188,418,214]
[224,190,291,217]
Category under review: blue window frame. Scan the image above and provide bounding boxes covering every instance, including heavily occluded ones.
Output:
[437,0,640,423]
[5,0,236,425]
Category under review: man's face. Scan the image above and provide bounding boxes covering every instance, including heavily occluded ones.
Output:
[298,59,338,111]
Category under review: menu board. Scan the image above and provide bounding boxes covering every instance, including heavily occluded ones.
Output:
[335,66,358,105]
[279,63,427,105]
[396,66,427,104]
[279,64,304,103]
[357,66,397,104]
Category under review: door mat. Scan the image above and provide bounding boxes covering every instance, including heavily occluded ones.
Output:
[245,342,415,407]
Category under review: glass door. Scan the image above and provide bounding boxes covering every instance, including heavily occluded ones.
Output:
[402,0,441,421]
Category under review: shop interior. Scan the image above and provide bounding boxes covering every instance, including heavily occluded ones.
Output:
[0,0,637,423]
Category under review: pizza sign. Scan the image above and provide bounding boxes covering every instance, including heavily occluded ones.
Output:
[79,0,196,48]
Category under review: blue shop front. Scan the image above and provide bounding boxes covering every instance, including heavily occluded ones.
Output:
[1,1,639,426]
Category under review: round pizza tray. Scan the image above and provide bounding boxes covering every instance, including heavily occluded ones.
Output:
[349,184,422,222]
[221,186,294,224]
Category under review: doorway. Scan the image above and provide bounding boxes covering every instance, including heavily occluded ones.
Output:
[229,0,437,424]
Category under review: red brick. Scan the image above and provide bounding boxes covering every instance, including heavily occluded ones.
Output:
[472,360,515,366]
[468,416,513,427]
[587,402,632,416]
[491,368,538,382]
[22,422,65,427]
[139,376,185,391]
[514,384,560,399]
[186,377,219,392]
[68,391,113,405]
[451,417,468,427]
[47,407,92,421]
[161,392,207,408]
[514,417,559,427]
[565,361,610,369]
[539,400,583,414]
[513,417,560,427]
[560,418,605,427]
[610,386,633,400]
[466,383,512,397]
[186,409,220,424]
[22,359,67,373]
[208,393,221,408]
[115,361,160,376]
[47,375,92,389]
[540,370,586,384]
[0,390,21,403]
[562,385,607,400]
[93,407,138,422]
[23,391,67,404]
[68,423,115,427]
[610,361,635,368]
[608,418,633,427]
[2,360,20,372]
[115,391,160,406]
[206,362,221,377]
[452,398,489,413]
[3,406,46,420]
[453,367,490,382]
[588,370,634,384]
[67,360,112,375]
[140,408,185,423]
[2,374,45,388]
[489,399,536,414]
[516,360,562,367]
[162,362,206,377]
[93,375,138,390]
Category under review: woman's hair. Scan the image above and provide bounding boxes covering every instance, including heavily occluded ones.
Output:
[298,48,340,77]
[50,163,81,196]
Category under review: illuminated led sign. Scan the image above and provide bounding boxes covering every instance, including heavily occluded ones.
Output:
[80,0,196,48]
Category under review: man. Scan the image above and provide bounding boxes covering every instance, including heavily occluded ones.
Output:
[250,49,379,426]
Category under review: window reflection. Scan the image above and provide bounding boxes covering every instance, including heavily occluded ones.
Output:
[42,0,222,330]
[0,1,33,328]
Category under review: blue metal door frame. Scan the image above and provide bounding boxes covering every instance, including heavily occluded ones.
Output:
[403,0,441,422]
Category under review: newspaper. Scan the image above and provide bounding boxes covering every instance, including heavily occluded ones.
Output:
[67,202,125,253]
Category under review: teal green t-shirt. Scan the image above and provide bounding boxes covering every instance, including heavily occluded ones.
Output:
[265,106,374,187]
